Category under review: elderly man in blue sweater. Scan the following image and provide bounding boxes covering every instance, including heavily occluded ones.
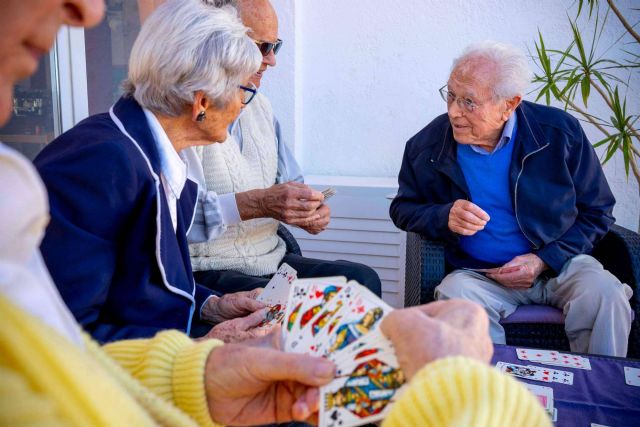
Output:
[390,41,633,357]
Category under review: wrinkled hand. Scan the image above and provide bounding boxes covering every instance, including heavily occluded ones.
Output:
[201,289,265,324]
[237,182,324,226]
[203,308,273,343]
[448,199,490,236]
[485,253,547,289]
[298,204,330,235]
[205,343,335,425]
[380,300,492,379]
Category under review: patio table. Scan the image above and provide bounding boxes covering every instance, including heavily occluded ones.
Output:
[492,344,640,426]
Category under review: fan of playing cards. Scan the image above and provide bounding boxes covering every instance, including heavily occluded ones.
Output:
[256,264,407,427]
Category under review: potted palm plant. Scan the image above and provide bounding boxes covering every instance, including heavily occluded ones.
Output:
[530,0,639,230]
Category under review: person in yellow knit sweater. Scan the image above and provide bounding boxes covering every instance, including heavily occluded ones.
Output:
[0,0,550,425]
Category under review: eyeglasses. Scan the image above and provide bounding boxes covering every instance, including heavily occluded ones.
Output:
[239,83,257,105]
[439,85,484,113]
[254,38,283,56]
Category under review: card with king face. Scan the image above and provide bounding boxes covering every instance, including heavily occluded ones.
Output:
[320,344,407,427]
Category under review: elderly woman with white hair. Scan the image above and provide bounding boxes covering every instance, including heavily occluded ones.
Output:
[34,0,269,343]
[391,41,632,357]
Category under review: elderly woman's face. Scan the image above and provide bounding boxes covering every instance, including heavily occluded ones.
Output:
[0,0,104,127]
[446,68,508,149]
[205,83,251,143]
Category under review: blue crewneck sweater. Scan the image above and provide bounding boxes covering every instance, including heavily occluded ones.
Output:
[456,115,532,265]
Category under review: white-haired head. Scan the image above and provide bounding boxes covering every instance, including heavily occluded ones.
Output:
[451,41,532,100]
[124,0,261,116]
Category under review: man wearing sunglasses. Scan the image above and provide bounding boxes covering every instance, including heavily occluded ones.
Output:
[187,0,383,301]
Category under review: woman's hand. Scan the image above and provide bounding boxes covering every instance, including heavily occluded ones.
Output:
[201,289,265,324]
[203,308,273,343]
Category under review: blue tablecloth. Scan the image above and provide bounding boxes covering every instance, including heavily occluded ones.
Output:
[492,345,640,426]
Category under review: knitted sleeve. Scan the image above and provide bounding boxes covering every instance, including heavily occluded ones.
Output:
[383,357,551,427]
[101,331,224,427]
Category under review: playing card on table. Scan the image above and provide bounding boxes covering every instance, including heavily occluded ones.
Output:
[624,366,640,386]
[320,338,406,427]
[516,348,560,363]
[496,362,553,382]
[517,348,591,370]
[523,383,554,418]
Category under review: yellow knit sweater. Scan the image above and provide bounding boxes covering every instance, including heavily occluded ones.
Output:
[0,296,549,426]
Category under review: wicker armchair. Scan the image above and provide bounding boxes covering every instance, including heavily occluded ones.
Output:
[277,224,302,256]
[404,224,640,358]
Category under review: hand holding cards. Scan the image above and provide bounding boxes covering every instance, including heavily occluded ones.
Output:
[260,271,406,427]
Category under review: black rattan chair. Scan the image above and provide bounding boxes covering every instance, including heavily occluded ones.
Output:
[404,224,640,357]
[277,224,302,256]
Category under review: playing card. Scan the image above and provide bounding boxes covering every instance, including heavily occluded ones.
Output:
[330,329,395,365]
[292,283,358,355]
[284,277,346,352]
[517,348,592,370]
[624,366,640,386]
[496,362,553,382]
[322,187,337,201]
[320,285,393,358]
[549,368,573,385]
[320,344,406,427]
[257,263,298,305]
[255,303,287,329]
[516,348,560,363]
[523,383,554,417]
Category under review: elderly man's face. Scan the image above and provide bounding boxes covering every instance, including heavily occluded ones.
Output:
[446,68,511,150]
[239,0,279,88]
[0,0,104,127]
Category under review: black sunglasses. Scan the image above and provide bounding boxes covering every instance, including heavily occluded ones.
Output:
[254,38,283,56]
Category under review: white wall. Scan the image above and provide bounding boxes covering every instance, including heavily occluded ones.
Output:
[262,0,640,230]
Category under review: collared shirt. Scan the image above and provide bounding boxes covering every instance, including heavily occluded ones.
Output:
[143,108,187,233]
[468,113,517,155]
[187,111,304,243]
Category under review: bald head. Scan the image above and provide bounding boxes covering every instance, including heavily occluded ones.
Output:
[236,0,278,87]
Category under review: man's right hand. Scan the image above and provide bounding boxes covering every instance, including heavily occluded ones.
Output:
[380,300,493,380]
[448,199,490,236]
[236,182,324,227]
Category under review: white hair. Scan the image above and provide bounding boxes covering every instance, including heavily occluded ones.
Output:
[124,0,260,116]
[451,41,532,99]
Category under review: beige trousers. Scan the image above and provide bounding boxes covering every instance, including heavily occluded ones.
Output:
[435,255,633,357]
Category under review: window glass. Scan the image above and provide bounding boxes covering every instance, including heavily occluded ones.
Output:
[85,0,141,115]
[0,54,60,160]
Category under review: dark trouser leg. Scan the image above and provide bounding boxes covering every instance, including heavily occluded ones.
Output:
[281,254,382,297]
[194,269,270,294]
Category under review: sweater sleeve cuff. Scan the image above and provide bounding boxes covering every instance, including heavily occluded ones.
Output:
[219,193,241,226]
[103,330,224,427]
[383,357,551,427]
[172,338,224,427]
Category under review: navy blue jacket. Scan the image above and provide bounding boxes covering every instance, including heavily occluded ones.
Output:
[390,101,616,273]
[35,96,215,343]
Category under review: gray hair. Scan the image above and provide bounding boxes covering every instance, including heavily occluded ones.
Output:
[451,41,532,100]
[125,0,260,116]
